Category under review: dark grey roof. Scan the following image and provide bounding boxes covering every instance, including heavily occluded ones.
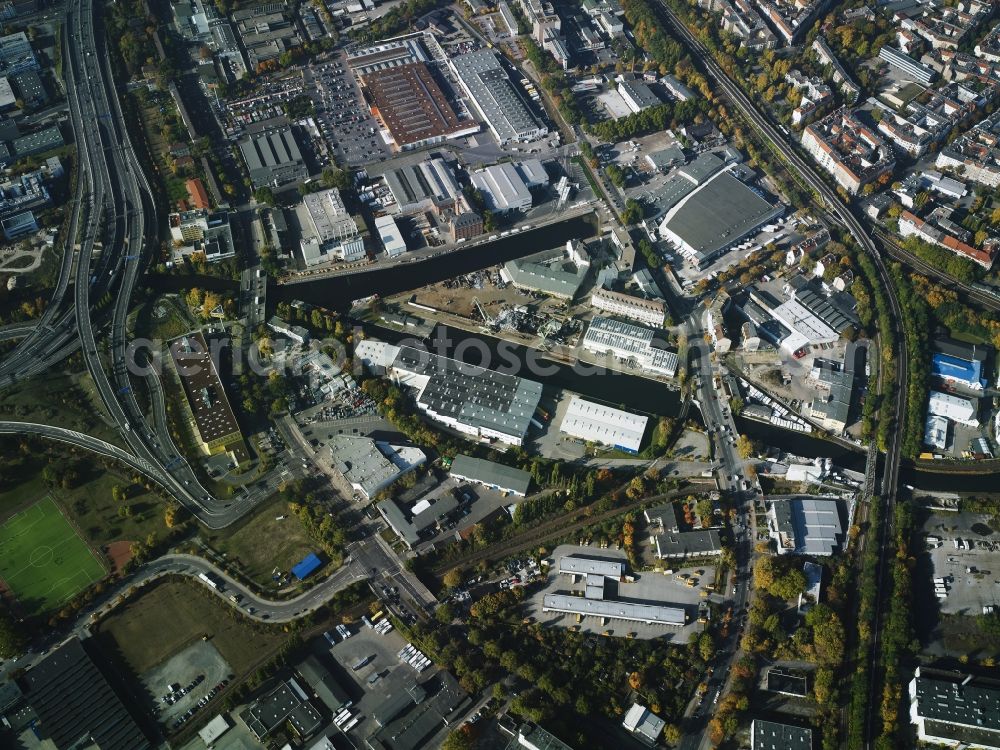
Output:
[656,529,723,557]
[663,172,783,262]
[770,497,843,555]
[751,719,813,750]
[913,667,1000,740]
[395,346,542,441]
[790,278,859,332]
[934,337,991,363]
[296,656,351,712]
[450,454,531,495]
[644,502,681,530]
[646,145,686,170]
[20,637,150,750]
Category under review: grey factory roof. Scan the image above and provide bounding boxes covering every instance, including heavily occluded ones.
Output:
[543,594,685,625]
[238,127,307,188]
[20,637,150,750]
[655,530,724,557]
[371,674,469,750]
[394,346,543,442]
[585,573,606,599]
[679,152,725,185]
[329,435,423,500]
[557,555,624,578]
[618,77,661,111]
[509,723,575,750]
[12,125,63,158]
[384,158,460,211]
[378,492,460,547]
[240,680,321,740]
[751,719,813,750]
[787,276,859,332]
[644,502,682,531]
[662,171,783,262]
[503,251,586,298]
[810,358,853,427]
[646,144,687,171]
[450,454,531,496]
[769,497,843,556]
[296,656,351,713]
[912,666,1000,744]
[451,49,543,143]
[640,152,726,223]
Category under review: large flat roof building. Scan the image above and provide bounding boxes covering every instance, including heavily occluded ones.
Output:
[659,168,783,268]
[471,162,533,212]
[450,49,547,144]
[652,529,724,559]
[329,435,425,500]
[389,345,543,446]
[449,454,531,496]
[168,331,248,464]
[364,62,478,150]
[559,396,648,454]
[909,666,1000,749]
[542,593,686,625]
[617,77,661,114]
[928,390,979,426]
[767,496,843,556]
[582,316,678,377]
[19,637,151,750]
[239,679,321,741]
[558,555,625,578]
[239,127,308,188]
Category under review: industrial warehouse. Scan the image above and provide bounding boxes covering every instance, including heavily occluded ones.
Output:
[355,340,543,446]
[541,554,687,627]
[558,396,649,454]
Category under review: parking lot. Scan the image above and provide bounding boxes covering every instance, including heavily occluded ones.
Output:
[327,623,436,741]
[308,58,390,166]
[523,545,712,642]
[140,641,233,729]
[924,511,1000,615]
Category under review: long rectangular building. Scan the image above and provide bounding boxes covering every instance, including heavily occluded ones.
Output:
[169,331,248,464]
[542,594,686,626]
[559,396,648,453]
[389,345,542,446]
[909,666,1000,748]
[590,287,666,327]
[450,49,547,144]
[582,316,678,377]
[558,555,624,578]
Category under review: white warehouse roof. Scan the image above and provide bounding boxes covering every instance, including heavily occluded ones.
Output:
[928,390,978,426]
[558,555,624,578]
[543,593,685,625]
[559,396,648,453]
[470,163,532,212]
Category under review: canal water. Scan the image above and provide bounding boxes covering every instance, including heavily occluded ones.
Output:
[274,215,598,311]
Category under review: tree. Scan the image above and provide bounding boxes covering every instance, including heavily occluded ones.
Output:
[735,434,754,459]
[253,186,275,206]
[443,568,465,589]
[0,607,24,659]
[622,198,643,225]
[441,725,477,750]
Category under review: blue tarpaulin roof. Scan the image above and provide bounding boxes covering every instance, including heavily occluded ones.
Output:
[292,552,323,580]
[931,353,984,388]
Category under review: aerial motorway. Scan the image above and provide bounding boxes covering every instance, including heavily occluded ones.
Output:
[0,0,266,529]
[653,3,908,748]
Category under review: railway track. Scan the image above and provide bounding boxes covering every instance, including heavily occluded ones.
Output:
[430,481,716,575]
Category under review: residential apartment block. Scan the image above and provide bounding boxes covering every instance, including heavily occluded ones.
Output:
[801,108,895,194]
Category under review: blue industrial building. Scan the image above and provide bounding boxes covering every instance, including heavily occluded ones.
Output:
[931,353,986,391]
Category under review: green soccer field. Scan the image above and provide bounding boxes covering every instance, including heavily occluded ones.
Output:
[0,497,106,614]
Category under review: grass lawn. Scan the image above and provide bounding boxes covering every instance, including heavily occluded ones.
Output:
[202,496,317,587]
[96,577,289,675]
[0,457,168,551]
[0,496,105,614]
[0,370,117,444]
